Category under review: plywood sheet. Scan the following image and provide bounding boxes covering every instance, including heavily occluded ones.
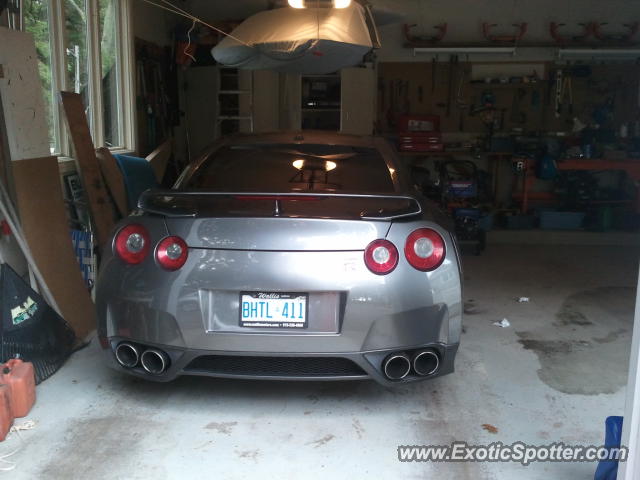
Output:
[145,138,172,184]
[0,27,50,161]
[59,91,114,248]
[12,156,95,339]
[96,147,128,218]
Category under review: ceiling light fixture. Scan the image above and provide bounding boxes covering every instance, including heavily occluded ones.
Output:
[292,159,305,169]
[334,0,351,7]
[288,0,306,8]
[325,161,337,171]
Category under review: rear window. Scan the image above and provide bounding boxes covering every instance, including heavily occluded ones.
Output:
[182,144,396,193]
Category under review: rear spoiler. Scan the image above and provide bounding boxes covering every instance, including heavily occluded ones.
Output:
[138,190,423,221]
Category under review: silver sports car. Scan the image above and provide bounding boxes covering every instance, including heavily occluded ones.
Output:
[96,131,462,386]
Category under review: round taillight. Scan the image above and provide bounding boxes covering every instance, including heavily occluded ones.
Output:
[404,228,446,271]
[364,239,398,275]
[155,236,188,271]
[114,224,150,264]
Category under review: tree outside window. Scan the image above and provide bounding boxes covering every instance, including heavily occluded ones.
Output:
[22,0,129,153]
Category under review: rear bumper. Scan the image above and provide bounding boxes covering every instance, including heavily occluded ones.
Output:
[100,336,459,387]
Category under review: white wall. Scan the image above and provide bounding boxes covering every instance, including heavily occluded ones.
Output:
[172,0,640,64]
[374,0,640,62]
[132,0,173,46]
[187,0,270,21]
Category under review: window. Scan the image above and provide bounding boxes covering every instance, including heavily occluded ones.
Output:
[23,0,59,153]
[99,0,123,147]
[185,144,396,193]
[21,0,133,154]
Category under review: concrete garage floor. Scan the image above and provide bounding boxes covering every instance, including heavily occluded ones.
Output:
[4,245,639,479]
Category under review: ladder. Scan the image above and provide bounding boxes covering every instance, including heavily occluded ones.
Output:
[216,67,254,137]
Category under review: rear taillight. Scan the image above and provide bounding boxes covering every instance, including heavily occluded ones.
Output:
[404,228,446,271]
[364,239,398,275]
[155,236,188,271]
[114,224,150,264]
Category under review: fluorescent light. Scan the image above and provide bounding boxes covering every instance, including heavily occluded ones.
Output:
[413,47,516,56]
[558,48,640,59]
[288,0,305,8]
[334,0,351,7]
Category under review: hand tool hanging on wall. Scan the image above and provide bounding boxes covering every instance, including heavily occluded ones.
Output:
[539,86,547,127]
[510,88,527,124]
[456,68,468,131]
[446,55,458,117]
[555,69,563,118]
[431,57,437,93]
[562,75,573,115]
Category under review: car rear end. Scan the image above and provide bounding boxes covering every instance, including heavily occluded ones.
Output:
[95,133,462,386]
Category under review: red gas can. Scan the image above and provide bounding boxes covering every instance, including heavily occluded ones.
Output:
[2,359,35,418]
[0,384,13,441]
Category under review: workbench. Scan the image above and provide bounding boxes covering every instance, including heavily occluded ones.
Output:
[514,158,640,213]
[558,158,640,213]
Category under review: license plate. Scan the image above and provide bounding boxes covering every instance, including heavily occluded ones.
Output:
[239,292,308,329]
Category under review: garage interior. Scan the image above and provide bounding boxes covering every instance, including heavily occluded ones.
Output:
[1,0,640,478]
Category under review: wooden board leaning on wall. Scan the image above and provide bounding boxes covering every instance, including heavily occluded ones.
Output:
[12,156,96,339]
[377,62,640,135]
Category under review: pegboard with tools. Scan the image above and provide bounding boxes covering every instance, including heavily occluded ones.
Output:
[377,62,640,137]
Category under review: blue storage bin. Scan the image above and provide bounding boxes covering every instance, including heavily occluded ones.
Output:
[478,213,494,231]
[454,208,481,219]
[540,211,585,230]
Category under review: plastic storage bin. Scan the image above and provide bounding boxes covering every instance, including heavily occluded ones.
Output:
[539,211,585,230]
[478,213,494,231]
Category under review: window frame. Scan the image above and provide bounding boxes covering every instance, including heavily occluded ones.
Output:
[20,0,135,156]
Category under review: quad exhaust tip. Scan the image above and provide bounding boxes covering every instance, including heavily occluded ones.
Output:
[115,343,139,368]
[383,352,411,380]
[141,349,169,375]
[413,349,440,376]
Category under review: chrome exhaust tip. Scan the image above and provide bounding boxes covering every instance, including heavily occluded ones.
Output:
[383,352,411,381]
[140,349,169,375]
[412,349,440,376]
[115,343,139,368]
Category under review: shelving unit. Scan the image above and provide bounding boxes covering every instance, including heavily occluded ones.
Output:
[216,67,253,137]
[300,74,341,131]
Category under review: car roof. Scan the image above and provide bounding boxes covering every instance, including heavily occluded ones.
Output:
[186,131,410,193]
[222,130,378,148]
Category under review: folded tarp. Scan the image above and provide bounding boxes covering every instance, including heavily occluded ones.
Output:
[211,4,374,74]
[114,154,159,211]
